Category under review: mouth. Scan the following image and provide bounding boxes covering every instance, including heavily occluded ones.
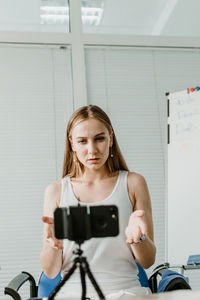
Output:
[87,158,100,162]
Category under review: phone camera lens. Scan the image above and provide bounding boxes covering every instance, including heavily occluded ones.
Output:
[98,217,108,228]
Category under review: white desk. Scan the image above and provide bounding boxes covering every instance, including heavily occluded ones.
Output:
[34,290,200,300]
[124,290,200,300]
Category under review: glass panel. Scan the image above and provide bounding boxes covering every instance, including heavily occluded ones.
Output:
[81,0,104,31]
[40,0,69,32]
[0,0,69,32]
[82,0,200,37]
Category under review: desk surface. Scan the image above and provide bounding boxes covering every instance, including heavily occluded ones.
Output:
[125,290,200,300]
[32,290,200,300]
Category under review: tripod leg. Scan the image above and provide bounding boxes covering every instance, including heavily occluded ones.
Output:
[48,262,77,300]
[79,265,87,300]
[82,259,105,300]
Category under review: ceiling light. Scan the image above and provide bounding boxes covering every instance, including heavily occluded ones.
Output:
[40,4,103,26]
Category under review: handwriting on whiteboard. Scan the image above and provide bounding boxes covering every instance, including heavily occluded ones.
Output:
[169,90,200,142]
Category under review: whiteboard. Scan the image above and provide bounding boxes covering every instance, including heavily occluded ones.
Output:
[168,89,200,265]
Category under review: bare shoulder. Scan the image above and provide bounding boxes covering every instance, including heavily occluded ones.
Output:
[127,171,148,190]
[45,180,62,196]
[43,180,62,215]
[127,171,151,209]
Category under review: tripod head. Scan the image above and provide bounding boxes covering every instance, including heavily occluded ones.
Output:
[73,245,83,257]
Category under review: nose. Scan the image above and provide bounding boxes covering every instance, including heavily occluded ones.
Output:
[87,140,97,154]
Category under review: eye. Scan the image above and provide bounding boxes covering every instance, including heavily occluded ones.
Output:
[78,139,86,143]
[95,137,105,141]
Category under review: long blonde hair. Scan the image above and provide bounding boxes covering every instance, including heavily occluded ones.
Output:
[62,105,129,178]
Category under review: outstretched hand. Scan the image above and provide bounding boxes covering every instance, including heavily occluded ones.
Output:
[125,210,147,244]
[42,216,63,250]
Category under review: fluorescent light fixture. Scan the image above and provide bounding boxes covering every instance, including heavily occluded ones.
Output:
[40,6,68,13]
[40,5,103,26]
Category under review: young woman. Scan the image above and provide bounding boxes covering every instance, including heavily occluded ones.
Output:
[40,105,156,299]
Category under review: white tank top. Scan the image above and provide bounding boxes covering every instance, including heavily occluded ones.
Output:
[58,170,151,299]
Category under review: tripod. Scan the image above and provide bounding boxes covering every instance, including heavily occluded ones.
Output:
[48,246,105,300]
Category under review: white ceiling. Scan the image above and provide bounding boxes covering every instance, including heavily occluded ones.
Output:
[92,0,200,36]
[0,0,199,37]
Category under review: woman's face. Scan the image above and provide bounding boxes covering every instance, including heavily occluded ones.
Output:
[70,118,113,171]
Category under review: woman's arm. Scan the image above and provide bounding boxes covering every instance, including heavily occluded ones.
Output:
[125,172,156,269]
[40,181,63,278]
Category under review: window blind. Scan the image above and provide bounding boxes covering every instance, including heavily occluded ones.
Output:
[0,45,73,299]
[85,47,200,287]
